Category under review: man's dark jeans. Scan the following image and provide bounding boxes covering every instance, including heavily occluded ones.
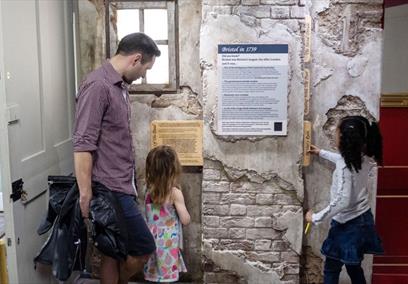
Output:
[324,257,366,284]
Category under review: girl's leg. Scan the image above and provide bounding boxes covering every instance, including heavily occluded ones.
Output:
[324,257,343,284]
[345,263,366,284]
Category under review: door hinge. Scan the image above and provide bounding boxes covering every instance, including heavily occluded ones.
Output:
[7,238,11,246]
[10,178,27,202]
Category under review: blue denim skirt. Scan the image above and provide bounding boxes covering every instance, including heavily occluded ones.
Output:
[321,209,384,265]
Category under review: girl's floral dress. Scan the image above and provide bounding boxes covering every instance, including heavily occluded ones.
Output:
[144,192,187,282]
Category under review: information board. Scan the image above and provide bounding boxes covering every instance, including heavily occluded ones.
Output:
[218,44,289,136]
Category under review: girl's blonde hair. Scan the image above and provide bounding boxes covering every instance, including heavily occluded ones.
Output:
[145,145,182,205]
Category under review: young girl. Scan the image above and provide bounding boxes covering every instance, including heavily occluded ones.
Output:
[143,145,190,282]
[306,116,384,284]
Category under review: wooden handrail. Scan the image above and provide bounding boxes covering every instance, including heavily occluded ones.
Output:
[381,93,408,107]
[379,166,408,168]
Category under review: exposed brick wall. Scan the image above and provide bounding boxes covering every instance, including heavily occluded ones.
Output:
[202,158,302,283]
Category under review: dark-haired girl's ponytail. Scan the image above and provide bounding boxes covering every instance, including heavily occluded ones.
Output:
[366,121,383,165]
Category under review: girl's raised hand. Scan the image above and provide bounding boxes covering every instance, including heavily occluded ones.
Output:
[305,210,313,223]
[308,144,321,155]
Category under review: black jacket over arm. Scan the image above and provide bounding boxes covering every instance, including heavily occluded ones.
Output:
[34,176,127,281]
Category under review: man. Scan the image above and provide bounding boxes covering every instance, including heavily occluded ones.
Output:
[73,33,160,284]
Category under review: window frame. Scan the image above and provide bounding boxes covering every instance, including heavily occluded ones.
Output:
[105,0,178,94]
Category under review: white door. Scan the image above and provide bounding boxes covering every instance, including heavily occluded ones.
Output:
[0,1,75,283]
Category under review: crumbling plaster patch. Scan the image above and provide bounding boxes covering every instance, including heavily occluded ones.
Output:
[272,209,303,254]
[313,63,334,87]
[312,0,331,15]
[205,157,300,198]
[311,30,382,122]
[203,242,283,283]
[323,95,376,145]
[347,54,369,78]
[204,124,304,200]
[150,87,202,116]
[316,3,382,57]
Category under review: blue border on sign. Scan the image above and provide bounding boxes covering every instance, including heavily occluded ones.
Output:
[218,44,288,54]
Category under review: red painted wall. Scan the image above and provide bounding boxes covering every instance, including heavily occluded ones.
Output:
[384,0,408,8]
[373,108,408,283]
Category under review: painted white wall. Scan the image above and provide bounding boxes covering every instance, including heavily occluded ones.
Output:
[0,171,2,211]
[382,4,408,93]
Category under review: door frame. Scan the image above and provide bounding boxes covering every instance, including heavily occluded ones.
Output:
[0,2,19,282]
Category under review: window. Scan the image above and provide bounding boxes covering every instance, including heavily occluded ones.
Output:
[105,0,177,93]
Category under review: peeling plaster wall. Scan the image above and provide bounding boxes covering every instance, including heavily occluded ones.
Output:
[77,0,203,281]
[303,1,383,283]
[200,1,305,283]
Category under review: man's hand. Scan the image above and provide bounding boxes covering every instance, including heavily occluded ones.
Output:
[74,152,93,218]
[80,193,92,218]
[305,210,313,223]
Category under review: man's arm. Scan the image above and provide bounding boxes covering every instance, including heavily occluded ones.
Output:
[74,152,93,218]
[73,81,108,218]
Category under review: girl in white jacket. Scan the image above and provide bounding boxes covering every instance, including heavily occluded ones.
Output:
[306,116,384,284]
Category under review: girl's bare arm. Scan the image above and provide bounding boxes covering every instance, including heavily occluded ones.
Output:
[173,188,191,225]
